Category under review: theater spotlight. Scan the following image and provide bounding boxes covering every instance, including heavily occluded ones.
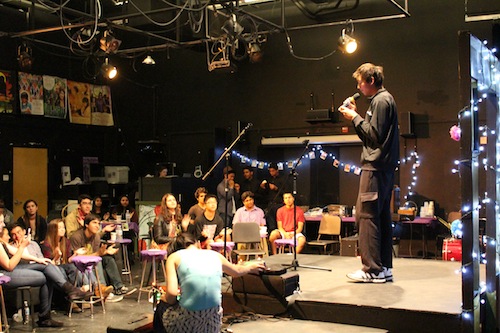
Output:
[338,28,358,54]
[100,30,122,54]
[101,58,117,79]
[142,55,156,65]
[247,42,263,63]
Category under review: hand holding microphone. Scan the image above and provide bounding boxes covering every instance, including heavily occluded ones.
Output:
[338,92,361,121]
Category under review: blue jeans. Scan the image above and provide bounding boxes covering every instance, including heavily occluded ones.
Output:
[97,255,123,290]
[3,267,51,317]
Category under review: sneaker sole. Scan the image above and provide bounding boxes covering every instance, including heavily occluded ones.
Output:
[346,274,386,283]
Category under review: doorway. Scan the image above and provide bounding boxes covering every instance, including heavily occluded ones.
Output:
[13,147,48,218]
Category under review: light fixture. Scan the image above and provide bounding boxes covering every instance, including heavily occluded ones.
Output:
[100,30,122,54]
[101,58,117,79]
[17,42,33,70]
[338,28,357,54]
[247,42,263,63]
[142,55,156,65]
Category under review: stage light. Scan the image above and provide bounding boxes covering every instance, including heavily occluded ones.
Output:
[338,29,357,54]
[101,58,117,79]
[100,30,122,54]
[247,43,263,63]
[17,42,33,70]
[142,55,156,65]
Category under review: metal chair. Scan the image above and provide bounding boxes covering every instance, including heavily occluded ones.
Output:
[306,214,341,255]
[232,223,266,261]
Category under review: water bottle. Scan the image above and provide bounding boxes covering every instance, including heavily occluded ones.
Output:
[23,300,30,324]
[352,206,356,217]
[116,223,123,240]
[125,210,131,223]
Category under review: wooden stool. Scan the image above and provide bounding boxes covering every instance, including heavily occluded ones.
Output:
[109,238,133,285]
[138,249,167,303]
[70,255,105,318]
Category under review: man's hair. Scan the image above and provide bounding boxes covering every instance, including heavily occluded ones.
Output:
[224,170,235,177]
[241,191,254,202]
[83,213,100,227]
[242,166,254,173]
[194,187,208,199]
[167,233,197,257]
[8,221,25,233]
[283,192,294,198]
[204,194,218,203]
[353,63,384,88]
[78,194,92,204]
[268,162,279,170]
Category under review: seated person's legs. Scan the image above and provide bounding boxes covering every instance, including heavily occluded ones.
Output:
[269,229,282,255]
[101,255,126,294]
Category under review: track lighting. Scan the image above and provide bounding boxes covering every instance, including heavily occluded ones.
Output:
[100,30,122,54]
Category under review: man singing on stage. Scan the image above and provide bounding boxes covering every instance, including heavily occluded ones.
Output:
[338,63,399,283]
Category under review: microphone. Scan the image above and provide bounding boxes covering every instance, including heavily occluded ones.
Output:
[342,92,361,107]
[244,123,253,130]
[303,139,310,146]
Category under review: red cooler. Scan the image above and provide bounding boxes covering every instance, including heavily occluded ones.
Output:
[442,238,462,261]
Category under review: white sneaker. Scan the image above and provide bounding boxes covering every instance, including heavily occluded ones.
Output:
[383,267,393,282]
[106,293,124,303]
[347,269,386,283]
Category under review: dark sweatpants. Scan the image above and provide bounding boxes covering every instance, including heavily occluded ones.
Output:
[356,169,395,273]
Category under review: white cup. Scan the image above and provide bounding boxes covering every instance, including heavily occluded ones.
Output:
[116,216,122,222]
[110,232,117,241]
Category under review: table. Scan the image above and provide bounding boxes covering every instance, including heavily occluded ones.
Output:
[401,217,436,258]
[304,214,356,238]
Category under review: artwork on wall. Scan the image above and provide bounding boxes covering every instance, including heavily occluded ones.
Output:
[68,80,91,125]
[91,85,114,126]
[18,72,44,115]
[0,70,15,113]
[43,75,67,119]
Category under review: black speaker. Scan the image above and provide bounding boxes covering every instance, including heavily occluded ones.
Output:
[400,111,415,138]
[306,109,332,123]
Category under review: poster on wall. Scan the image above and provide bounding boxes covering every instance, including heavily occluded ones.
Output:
[0,70,15,113]
[18,72,44,115]
[43,75,67,119]
[91,84,114,126]
[67,80,91,125]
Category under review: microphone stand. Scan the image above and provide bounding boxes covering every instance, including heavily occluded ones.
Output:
[282,140,331,272]
[202,123,252,259]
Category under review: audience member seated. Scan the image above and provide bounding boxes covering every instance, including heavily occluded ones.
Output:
[40,219,79,285]
[91,195,110,221]
[152,194,189,250]
[186,187,208,232]
[153,233,264,333]
[65,194,93,239]
[2,223,91,323]
[16,199,47,244]
[269,192,306,255]
[193,194,230,249]
[0,200,14,227]
[70,214,127,301]
[111,195,139,263]
[232,191,266,226]
[0,223,63,327]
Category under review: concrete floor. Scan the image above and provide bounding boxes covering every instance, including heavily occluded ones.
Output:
[5,253,464,333]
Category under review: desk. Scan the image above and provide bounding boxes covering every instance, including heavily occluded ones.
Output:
[401,217,436,258]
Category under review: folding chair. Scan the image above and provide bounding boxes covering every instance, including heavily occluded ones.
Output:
[306,214,341,254]
[232,223,266,261]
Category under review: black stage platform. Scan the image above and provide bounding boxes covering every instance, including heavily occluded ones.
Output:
[6,254,466,333]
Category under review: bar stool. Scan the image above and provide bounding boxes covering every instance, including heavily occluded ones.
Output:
[209,242,235,263]
[0,275,10,333]
[274,238,296,254]
[108,238,133,285]
[138,249,167,303]
[70,255,105,318]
